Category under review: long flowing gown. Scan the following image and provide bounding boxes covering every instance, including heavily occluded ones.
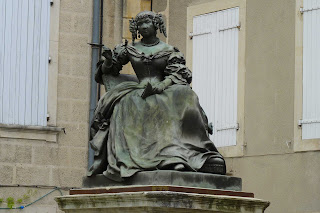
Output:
[88,41,225,181]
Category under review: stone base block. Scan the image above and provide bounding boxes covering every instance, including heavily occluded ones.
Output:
[55,186,270,213]
[83,171,242,191]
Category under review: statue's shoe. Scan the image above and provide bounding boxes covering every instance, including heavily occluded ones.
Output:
[173,163,186,171]
[199,158,226,175]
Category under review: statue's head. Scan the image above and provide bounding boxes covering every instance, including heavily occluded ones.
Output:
[129,11,167,44]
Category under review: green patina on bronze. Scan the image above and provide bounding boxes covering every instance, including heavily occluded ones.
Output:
[88,11,226,182]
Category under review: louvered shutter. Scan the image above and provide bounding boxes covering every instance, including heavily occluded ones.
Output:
[192,7,239,147]
[300,0,320,139]
[0,0,50,126]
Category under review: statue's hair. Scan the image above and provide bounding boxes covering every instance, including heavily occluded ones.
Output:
[129,11,167,44]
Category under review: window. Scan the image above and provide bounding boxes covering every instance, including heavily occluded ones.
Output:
[0,0,61,142]
[192,7,239,147]
[0,0,50,126]
[187,0,246,157]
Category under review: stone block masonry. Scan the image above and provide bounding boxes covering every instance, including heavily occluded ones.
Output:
[0,0,93,211]
[0,0,157,212]
[55,0,94,187]
[0,138,87,187]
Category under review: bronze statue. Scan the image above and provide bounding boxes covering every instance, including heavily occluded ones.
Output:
[88,11,226,182]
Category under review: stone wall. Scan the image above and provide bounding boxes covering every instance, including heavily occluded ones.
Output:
[56,0,92,187]
[0,1,153,212]
[0,0,92,212]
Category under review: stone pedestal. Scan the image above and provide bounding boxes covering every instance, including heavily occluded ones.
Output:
[55,185,270,213]
[56,171,269,212]
[83,171,242,191]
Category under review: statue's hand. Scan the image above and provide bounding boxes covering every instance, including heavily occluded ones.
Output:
[152,82,166,94]
[152,79,172,94]
[101,46,113,70]
[101,46,112,60]
[139,80,149,88]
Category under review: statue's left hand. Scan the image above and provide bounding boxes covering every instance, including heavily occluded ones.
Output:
[152,79,172,94]
[152,82,166,94]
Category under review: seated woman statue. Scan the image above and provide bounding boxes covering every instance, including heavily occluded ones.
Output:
[88,11,226,182]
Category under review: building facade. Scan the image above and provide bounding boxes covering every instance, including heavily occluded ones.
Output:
[153,0,320,212]
[0,0,319,212]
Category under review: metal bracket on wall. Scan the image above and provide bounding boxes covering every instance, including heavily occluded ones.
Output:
[88,42,104,48]
[298,119,320,126]
[300,6,320,14]
[242,142,247,150]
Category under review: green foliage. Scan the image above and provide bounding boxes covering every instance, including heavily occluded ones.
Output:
[6,197,14,209]
[1,189,38,209]
[23,194,30,201]
[16,199,23,204]
[22,189,37,202]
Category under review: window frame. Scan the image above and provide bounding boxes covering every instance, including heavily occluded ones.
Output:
[186,0,246,157]
[294,0,320,152]
[47,0,60,127]
[0,0,61,142]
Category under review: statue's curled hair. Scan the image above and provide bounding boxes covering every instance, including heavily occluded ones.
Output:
[129,11,167,44]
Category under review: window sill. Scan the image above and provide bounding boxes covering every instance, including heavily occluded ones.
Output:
[218,144,244,158]
[0,124,64,143]
[294,138,320,152]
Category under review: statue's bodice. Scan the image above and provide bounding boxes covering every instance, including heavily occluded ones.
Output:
[126,42,175,82]
[95,40,191,86]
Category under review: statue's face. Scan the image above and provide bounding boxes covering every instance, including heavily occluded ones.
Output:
[137,17,156,38]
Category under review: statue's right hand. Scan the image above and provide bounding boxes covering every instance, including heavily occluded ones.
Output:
[101,46,113,69]
[101,46,112,61]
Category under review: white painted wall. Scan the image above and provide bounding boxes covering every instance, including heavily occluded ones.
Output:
[0,0,50,126]
[192,7,239,147]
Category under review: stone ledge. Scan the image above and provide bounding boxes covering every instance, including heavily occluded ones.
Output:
[83,171,242,191]
[70,185,253,198]
[0,124,64,143]
[55,191,270,213]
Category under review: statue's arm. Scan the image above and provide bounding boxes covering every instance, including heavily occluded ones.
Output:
[164,50,192,85]
[152,50,192,94]
[100,47,113,72]
[95,44,129,84]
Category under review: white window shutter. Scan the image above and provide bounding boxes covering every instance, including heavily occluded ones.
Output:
[301,0,320,139]
[0,0,50,126]
[192,7,239,147]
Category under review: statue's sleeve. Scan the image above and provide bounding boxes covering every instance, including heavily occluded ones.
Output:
[95,44,129,84]
[164,50,192,85]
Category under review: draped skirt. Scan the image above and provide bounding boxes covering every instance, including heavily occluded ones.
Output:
[88,81,224,181]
